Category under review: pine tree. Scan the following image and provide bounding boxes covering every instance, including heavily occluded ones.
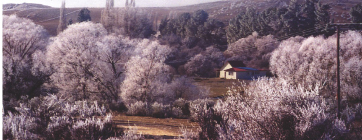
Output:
[57,0,66,34]
[315,1,331,34]
[78,8,91,22]
[301,0,316,36]
[350,3,362,29]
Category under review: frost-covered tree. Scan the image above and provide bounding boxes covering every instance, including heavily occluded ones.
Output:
[101,0,116,32]
[212,78,350,139]
[116,8,154,38]
[3,15,51,103]
[100,4,154,38]
[184,46,224,77]
[270,31,362,101]
[225,32,280,69]
[120,40,173,105]
[47,22,132,102]
[57,0,66,34]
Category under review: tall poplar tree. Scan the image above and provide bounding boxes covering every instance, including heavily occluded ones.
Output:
[57,0,66,34]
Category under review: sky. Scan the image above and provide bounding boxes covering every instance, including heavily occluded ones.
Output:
[2,0,222,8]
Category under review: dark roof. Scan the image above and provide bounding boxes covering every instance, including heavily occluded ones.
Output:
[227,61,245,67]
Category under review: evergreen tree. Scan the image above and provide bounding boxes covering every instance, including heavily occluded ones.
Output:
[159,10,225,46]
[77,8,91,22]
[315,1,332,35]
[68,18,73,25]
[350,3,362,29]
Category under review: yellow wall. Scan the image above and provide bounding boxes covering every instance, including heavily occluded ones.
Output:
[219,63,233,78]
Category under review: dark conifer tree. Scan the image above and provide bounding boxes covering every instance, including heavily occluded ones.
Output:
[77,8,91,22]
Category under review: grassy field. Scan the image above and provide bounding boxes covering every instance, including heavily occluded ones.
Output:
[192,77,251,98]
[113,113,198,139]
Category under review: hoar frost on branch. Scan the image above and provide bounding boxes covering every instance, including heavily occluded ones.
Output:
[47,22,132,102]
[270,31,362,101]
[213,78,349,139]
[3,15,52,102]
[120,40,173,105]
[225,32,280,69]
[184,46,225,77]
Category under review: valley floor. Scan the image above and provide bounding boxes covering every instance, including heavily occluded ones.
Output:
[113,113,198,139]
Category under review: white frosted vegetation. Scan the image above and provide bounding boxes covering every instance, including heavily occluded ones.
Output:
[47,22,133,102]
[184,46,225,77]
[225,32,280,68]
[3,15,52,102]
[120,40,172,105]
[270,31,362,100]
[214,78,348,139]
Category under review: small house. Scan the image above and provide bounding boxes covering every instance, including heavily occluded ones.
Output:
[219,61,269,80]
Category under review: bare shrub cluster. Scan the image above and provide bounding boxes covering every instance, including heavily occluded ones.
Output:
[3,95,121,140]
[191,78,361,139]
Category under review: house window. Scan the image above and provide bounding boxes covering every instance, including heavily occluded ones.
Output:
[228,72,233,76]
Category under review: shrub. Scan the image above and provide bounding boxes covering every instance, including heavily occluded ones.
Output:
[120,127,144,140]
[126,101,149,116]
[189,99,215,122]
[151,102,171,118]
[171,98,190,118]
[270,31,362,101]
[211,78,349,139]
[3,112,40,140]
[179,125,199,140]
[3,95,122,139]
[71,114,118,140]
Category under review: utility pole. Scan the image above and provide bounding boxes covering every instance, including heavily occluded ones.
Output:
[329,23,362,119]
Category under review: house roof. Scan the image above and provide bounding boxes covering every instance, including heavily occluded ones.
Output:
[224,68,248,72]
[224,67,269,72]
[227,61,245,67]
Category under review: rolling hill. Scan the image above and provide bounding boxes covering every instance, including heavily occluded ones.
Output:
[3,0,361,36]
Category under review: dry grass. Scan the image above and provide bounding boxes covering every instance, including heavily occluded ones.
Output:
[112,113,198,139]
[193,78,237,98]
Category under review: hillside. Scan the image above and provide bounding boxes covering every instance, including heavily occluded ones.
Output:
[3,3,52,10]
[3,0,361,36]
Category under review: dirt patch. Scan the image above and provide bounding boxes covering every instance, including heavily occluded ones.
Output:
[113,114,199,139]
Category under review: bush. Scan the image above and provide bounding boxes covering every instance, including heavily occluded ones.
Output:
[126,101,149,116]
[151,102,171,118]
[3,95,122,140]
[171,98,190,118]
[270,31,362,101]
[211,78,349,139]
[189,99,215,122]
[179,125,199,140]
[71,114,118,140]
[3,112,40,140]
[108,127,144,140]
